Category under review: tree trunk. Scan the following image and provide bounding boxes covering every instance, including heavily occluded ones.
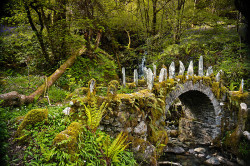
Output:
[0,46,86,107]
[152,0,157,35]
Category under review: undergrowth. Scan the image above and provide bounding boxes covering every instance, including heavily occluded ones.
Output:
[1,104,137,166]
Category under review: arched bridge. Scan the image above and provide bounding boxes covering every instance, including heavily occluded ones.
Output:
[72,56,247,161]
[164,80,223,144]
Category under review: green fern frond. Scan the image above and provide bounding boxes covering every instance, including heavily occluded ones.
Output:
[103,131,130,163]
[83,102,107,132]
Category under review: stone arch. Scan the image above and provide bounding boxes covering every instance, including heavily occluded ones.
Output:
[165,80,222,144]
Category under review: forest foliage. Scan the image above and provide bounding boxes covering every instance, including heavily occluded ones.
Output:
[0,0,248,90]
[0,0,249,165]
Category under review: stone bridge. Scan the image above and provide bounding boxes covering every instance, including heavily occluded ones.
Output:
[165,80,222,144]
[69,56,248,162]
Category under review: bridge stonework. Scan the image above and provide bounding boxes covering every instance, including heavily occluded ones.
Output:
[165,80,223,144]
[68,76,247,163]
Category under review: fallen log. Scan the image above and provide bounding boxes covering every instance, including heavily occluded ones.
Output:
[0,46,86,107]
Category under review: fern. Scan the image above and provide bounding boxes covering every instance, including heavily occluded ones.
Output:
[102,132,130,163]
[84,102,107,132]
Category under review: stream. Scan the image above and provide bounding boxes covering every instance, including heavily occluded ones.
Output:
[158,137,243,166]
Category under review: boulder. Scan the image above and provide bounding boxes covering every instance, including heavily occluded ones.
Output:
[16,109,48,137]
[204,157,220,165]
[194,147,206,153]
[164,146,185,154]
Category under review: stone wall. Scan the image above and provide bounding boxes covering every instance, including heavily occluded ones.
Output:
[70,89,168,164]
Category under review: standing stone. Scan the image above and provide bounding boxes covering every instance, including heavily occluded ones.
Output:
[198,56,203,76]
[169,62,175,79]
[187,61,193,76]
[239,79,244,93]
[178,61,185,76]
[206,66,213,76]
[215,70,222,82]
[147,68,154,90]
[164,68,168,81]
[134,69,138,85]
[122,67,126,87]
[153,64,157,78]
[159,68,168,82]
[143,67,148,80]
[89,79,96,93]
[159,68,165,82]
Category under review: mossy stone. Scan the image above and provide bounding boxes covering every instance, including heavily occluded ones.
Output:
[126,82,136,89]
[138,79,146,86]
[192,76,202,84]
[53,122,82,158]
[212,82,220,99]
[16,109,48,137]
[203,76,212,87]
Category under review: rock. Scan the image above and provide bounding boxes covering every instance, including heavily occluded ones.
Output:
[243,131,250,141]
[240,103,247,111]
[122,67,126,87]
[169,130,178,137]
[198,56,203,76]
[134,121,147,135]
[159,68,166,82]
[106,127,112,132]
[169,62,175,79]
[198,153,205,158]
[16,109,48,137]
[206,155,211,159]
[239,79,244,93]
[178,61,185,76]
[217,156,235,166]
[164,68,168,81]
[117,112,128,123]
[204,157,220,165]
[113,121,122,127]
[164,146,185,154]
[134,69,138,85]
[194,147,206,153]
[215,70,222,82]
[125,127,132,133]
[132,139,156,163]
[147,68,154,90]
[237,157,245,166]
[206,66,213,76]
[153,64,156,78]
[89,79,95,93]
[62,107,71,115]
[187,60,193,76]
[53,122,82,155]
[188,149,194,154]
